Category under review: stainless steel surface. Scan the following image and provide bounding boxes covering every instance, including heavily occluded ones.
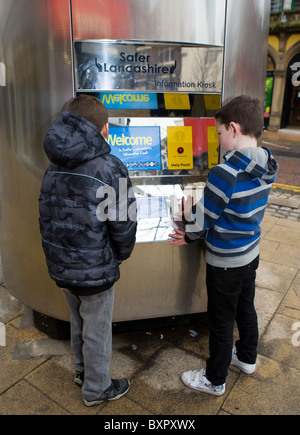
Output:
[114,241,207,322]
[71,0,226,46]
[0,0,271,322]
[0,0,74,320]
[222,0,271,103]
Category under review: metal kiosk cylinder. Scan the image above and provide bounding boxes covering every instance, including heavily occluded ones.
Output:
[0,0,270,334]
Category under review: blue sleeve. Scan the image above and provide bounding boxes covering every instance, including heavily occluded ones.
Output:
[185,164,236,241]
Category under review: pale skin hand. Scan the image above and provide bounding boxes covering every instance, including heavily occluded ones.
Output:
[169,196,193,246]
[169,228,188,246]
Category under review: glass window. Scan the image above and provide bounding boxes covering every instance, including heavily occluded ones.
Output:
[293,0,300,10]
[284,0,293,10]
[271,0,283,12]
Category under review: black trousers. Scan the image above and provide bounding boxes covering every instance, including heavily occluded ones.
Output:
[205,256,259,386]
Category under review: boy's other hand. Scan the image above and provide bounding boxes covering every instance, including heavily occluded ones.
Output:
[169,228,188,246]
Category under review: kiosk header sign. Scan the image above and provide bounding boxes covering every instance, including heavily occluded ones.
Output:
[75,42,223,93]
[99,92,158,110]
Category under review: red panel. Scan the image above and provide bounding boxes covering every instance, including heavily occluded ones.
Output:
[184,118,216,156]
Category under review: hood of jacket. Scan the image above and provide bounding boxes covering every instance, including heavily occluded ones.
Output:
[224,147,279,185]
[44,112,111,168]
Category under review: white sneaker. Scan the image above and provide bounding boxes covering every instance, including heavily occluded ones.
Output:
[181,368,225,396]
[231,349,256,375]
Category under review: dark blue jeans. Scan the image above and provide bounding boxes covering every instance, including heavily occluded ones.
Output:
[205,256,259,386]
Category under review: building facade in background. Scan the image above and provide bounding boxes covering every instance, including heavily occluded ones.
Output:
[267,0,300,131]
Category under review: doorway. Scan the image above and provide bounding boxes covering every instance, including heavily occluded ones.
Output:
[281,52,300,128]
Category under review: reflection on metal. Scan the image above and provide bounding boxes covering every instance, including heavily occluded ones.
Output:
[223,0,271,103]
[75,42,223,93]
[71,0,226,46]
[0,0,74,321]
[114,241,207,322]
[0,61,5,86]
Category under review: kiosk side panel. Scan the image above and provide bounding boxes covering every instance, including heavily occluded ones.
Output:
[223,0,271,102]
[0,0,73,320]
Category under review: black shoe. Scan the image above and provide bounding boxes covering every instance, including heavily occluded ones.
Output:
[74,371,84,387]
[83,379,130,407]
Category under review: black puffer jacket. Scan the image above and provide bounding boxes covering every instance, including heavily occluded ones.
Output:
[39,112,137,292]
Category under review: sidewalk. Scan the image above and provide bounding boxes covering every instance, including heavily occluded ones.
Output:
[0,213,300,415]
[263,128,300,145]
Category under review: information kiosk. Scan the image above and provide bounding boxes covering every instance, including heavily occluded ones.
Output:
[0,0,271,326]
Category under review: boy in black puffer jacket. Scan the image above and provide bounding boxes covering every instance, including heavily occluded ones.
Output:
[39,94,137,407]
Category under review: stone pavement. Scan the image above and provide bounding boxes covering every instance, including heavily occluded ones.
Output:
[0,214,300,415]
[262,128,300,190]
[266,191,300,222]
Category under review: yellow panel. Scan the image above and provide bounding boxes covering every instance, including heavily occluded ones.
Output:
[204,94,221,111]
[164,93,191,110]
[167,126,193,170]
[207,126,219,169]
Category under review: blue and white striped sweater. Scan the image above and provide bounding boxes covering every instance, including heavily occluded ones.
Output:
[186,147,279,268]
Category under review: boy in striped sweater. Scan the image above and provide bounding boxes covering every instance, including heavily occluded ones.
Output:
[170,96,278,396]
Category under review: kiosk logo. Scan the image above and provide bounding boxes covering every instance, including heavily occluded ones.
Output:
[95,51,177,76]
[291,62,300,87]
[0,62,6,86]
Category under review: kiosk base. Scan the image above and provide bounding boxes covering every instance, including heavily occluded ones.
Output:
[33,310,208,340]
[33,311,71,340]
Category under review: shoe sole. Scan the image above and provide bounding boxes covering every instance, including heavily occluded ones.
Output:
[181,374,225,396]
[107,382,130,402]
[83,381,130,407]
[231,364,256,375]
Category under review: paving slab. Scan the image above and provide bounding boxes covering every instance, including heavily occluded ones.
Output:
[222,355,300,415]
[126,346,239,416]
[25,356,100,415]
[0,380,70,415]
[260,239,300,269]
[260,215,279,235]
[0,325,46,395]
[256,260,298,294]
[255,287,284,330]
[99,396,152,416]
[278,284,300,319]
[264,223,300,247]
[258,314,300,370]
[268,194,300,209]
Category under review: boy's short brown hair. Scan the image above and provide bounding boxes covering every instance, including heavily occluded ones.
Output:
[63,94,108,132]
[215,95,263,140]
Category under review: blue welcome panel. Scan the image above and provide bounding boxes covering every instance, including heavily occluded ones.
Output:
[107,126,162,171]
[99,92,158,110]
